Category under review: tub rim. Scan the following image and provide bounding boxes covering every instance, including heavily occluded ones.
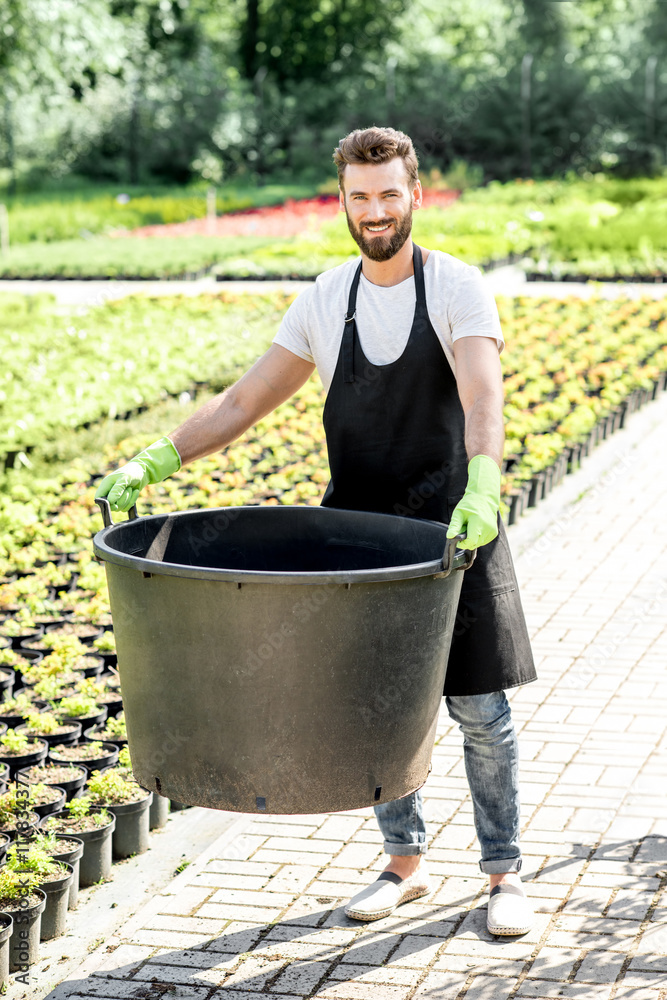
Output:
[93,504,470,586]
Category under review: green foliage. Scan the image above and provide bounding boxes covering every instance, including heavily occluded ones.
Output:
[56,695,100,718]
[0,868,42,902]
[5,843,65,881]
[0,288,288,455]
[0,730,32,754]
[99,715,127,739]
[4,184,318,244]
[93,631,116,653]
[21,711,63,735]
[87,767,142,804]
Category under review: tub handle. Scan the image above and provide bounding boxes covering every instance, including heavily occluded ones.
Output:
[95,497,138,529]
[441,533,477,575]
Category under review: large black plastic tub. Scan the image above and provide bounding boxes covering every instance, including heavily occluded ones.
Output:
[93,504,472,814]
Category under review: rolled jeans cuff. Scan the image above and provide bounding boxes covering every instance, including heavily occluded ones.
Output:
[479,856,522,875]
[383,842,428,857]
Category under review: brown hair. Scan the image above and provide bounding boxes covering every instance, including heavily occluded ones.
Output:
[333,126,419,191]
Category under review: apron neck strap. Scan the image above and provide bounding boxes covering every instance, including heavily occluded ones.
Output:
[412,242,427,306]
[343,259,363,384]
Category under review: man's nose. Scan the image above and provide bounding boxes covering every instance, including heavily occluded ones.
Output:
[364,197,385,219]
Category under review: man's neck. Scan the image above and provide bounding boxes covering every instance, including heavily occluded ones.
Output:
[360,238,419,287]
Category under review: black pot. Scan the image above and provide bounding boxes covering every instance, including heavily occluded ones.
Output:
[8,627,43,651]
[149,791,169,830]
[16,763,87,802]
[0,810,41,841]
[49,741,119,774]
[0,833,9,864]
[0,912,12,986]
[0,670,13,702]
[16,721,82,748]
[97,692,124,718]
[30,785,67,819]
[83,724,127,749]
[42,809,115,888]
[50,835,84,909]
[108,790,153,859]
[0,738,48,779]
[58,706,108,732]
[0,696,47,729]
[98,651,118,671]
[7,650,42,691]
[5,889,46,971]
[72,655,105,679]
[40,862,74,940]
[44,623,104,645]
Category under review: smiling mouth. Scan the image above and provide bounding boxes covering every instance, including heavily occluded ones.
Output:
[365,223,392,233]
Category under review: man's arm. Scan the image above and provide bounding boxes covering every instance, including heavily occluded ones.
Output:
[96,345,315,511]
[446,336,505,548]
[452,335,505,466]
[169,345,315,464]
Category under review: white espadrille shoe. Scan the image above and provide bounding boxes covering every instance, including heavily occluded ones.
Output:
[344,869,433,921]
[486,883,534,936]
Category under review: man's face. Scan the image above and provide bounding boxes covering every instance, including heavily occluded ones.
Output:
[339,158,422,262]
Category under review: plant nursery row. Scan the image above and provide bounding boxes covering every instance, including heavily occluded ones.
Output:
[4,174,667,281]
[2,290,666,483]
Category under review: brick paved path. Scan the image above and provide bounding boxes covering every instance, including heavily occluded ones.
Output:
[39,388,667,1000]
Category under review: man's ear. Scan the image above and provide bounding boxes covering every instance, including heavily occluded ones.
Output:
[338,186,345,210]
[412,179,423,209]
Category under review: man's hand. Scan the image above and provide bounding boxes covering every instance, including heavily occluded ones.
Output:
[447,454,501,550]
[95,436,181,512]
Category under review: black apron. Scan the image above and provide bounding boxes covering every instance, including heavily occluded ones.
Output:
[321,242,536,696]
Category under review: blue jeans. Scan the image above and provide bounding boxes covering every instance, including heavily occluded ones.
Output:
[374,691,522,875]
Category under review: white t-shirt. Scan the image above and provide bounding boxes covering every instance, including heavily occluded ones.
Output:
[273,248,504,393]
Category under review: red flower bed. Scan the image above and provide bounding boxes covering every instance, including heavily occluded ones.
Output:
[114,190,460,239]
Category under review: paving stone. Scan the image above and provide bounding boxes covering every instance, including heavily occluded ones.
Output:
[384,934,443,968]
[245,822,320,838]
[336,933,398,965]
[333,843,383,869]
[205,922,269,953]
[312,817,366,841]
[314,981,411,999]
[134,961,235,987]
[130,930,214,949]
[606,889,655,921]
[516,983,613,998]
[267,865,326,893]
[91,944,157,975]
[222,955,287,991]
[526,947,580,980]
[202,860,281,877]
[462,974,522,999]
[206,888,296,908]
[192,871,269,890]
[574,950,626,983]
[198,902,287,922]
[328,964,421,985]
[562,887,613,917]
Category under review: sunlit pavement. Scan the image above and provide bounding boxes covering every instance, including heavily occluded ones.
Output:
[2,264,667,305]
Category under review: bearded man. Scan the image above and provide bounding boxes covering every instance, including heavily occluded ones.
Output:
[96,126,536,936]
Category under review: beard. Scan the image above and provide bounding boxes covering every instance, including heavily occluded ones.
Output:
[344,203,413,261]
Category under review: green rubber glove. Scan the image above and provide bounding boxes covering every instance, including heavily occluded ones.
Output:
[447,454,501,550]
[95,436,182,512]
